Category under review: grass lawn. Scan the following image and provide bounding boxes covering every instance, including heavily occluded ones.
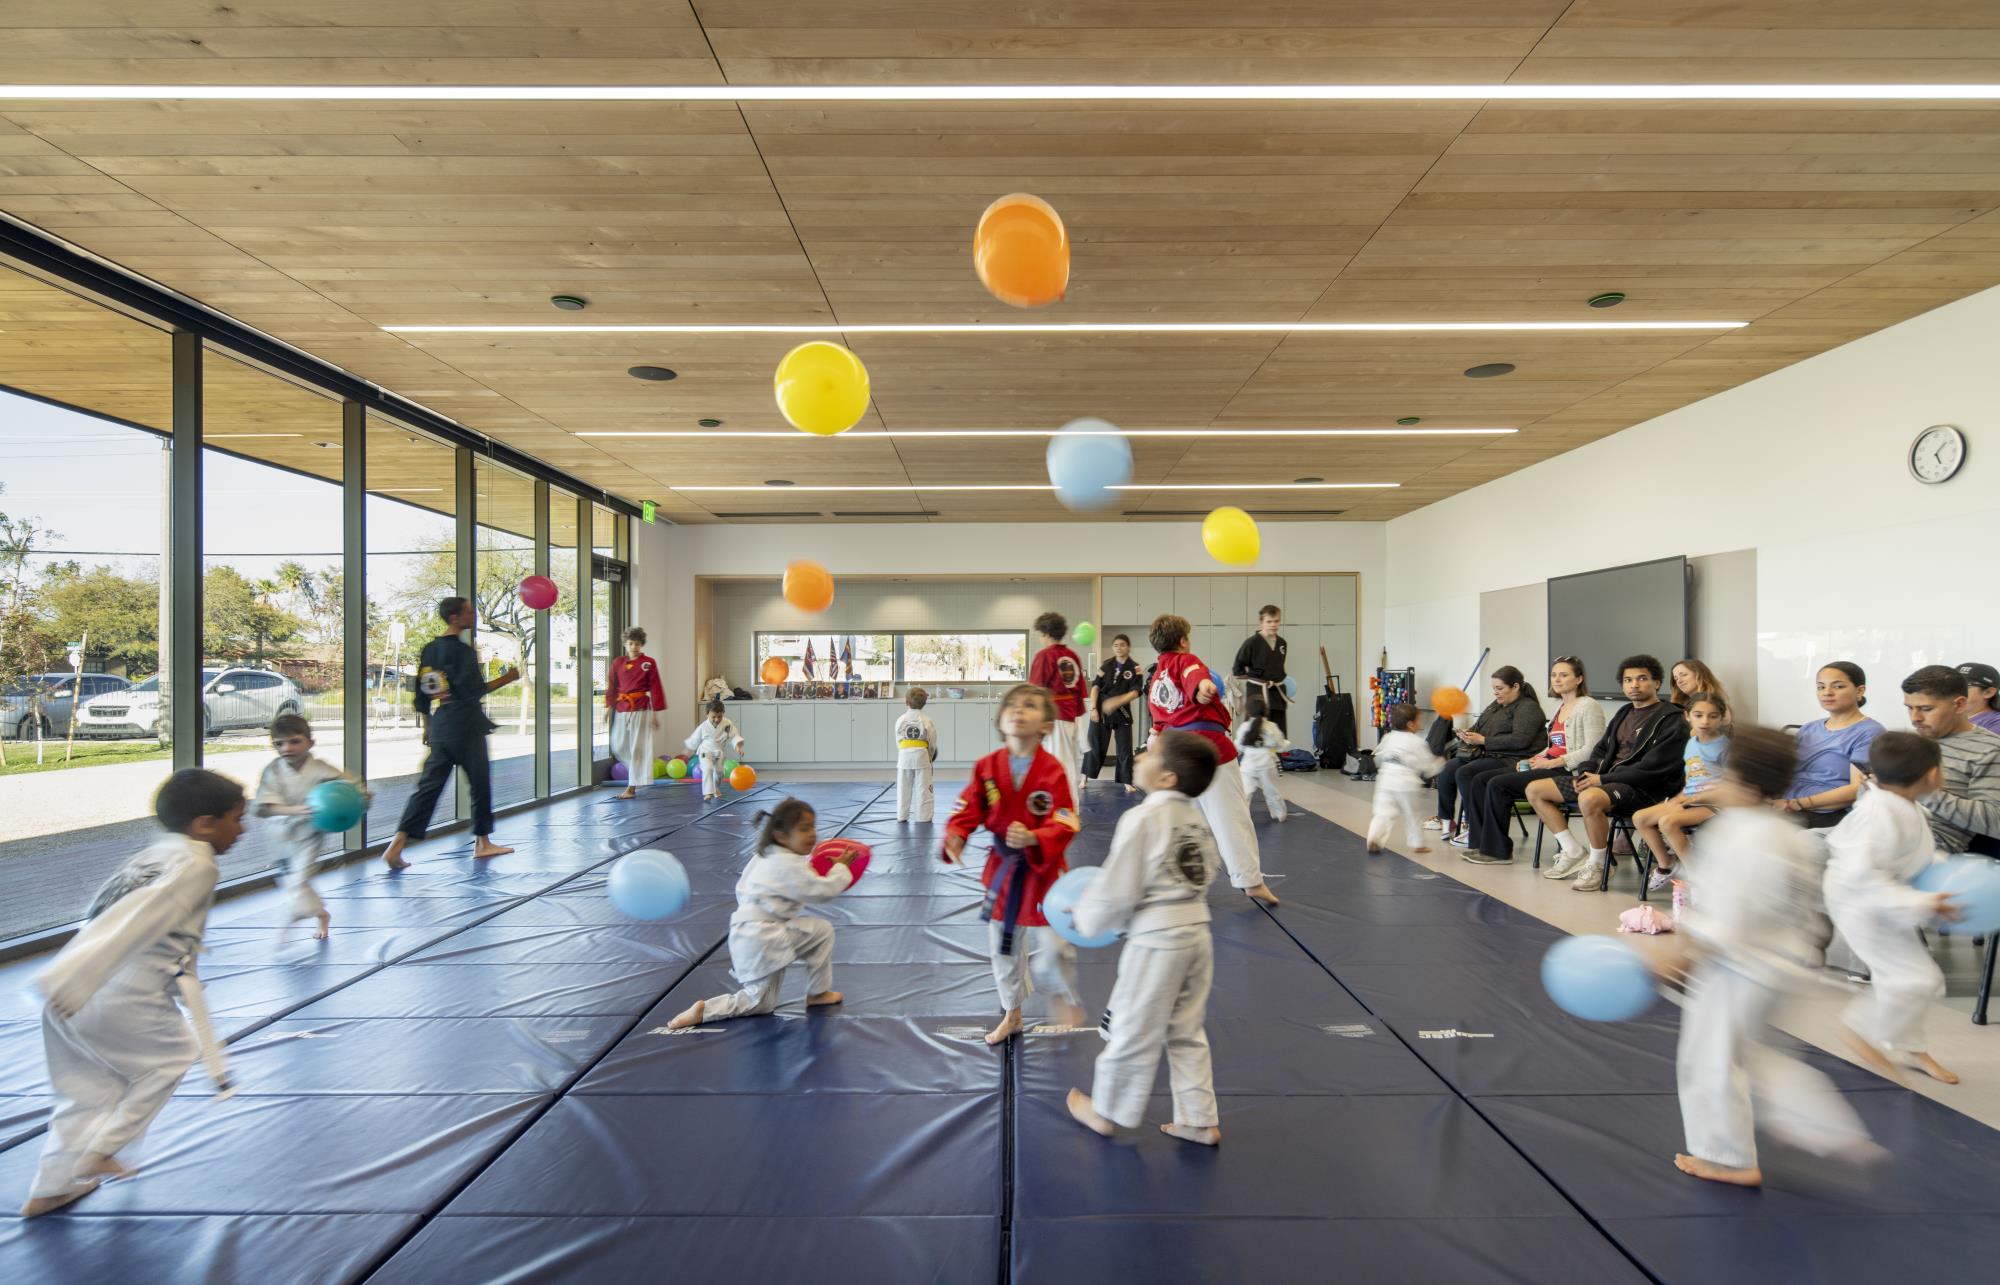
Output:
[0,738,261,776]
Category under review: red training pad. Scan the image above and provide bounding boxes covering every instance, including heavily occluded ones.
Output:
[809,838,872,886]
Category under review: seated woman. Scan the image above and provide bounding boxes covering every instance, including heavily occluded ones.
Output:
[1461,656,1605,865]
[1669,658,1729,714]
[1782,660,1883,827]
[1631,690,1730,892]
[1432,666,1547,845]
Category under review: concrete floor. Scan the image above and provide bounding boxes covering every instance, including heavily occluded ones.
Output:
[774,763,2000,1131]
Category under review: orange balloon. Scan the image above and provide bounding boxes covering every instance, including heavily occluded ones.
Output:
[760,656,790,686]
[974,193,1070,308]
[782,560,835,614]
[1431,686,1471,719]
[731,764,757,791]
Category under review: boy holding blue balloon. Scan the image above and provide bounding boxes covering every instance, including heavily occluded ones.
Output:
[254,713,371,939]
[1065,730,1224,1147]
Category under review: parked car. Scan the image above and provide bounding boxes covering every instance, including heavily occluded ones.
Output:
[1,672,132,741]
[77,667,304,740]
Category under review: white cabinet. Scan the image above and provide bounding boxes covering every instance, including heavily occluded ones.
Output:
[1321,574,1357,626]
[814,705,853,761]
[1136,576,1174,623]
[1246,576,1284,620]
[955,701,997,762]
[1101,576,1138,624]
[730,703,777,764]
[776,705,814,764]
[1210,576,1247,629]
[1173,576,1211,624]
[1285,575,1321,625]
[850,702,891,762]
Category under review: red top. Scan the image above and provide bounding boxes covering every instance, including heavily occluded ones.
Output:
[1147,650,1237,765]
[1028,643,1088,721]
[942,746,1080,927]
[606,653,666,712]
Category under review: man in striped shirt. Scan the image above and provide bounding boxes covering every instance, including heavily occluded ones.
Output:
[1901,665,2000,854]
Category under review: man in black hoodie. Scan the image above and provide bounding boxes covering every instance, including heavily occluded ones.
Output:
[1526,654,1686,891]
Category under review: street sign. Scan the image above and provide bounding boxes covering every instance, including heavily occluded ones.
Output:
[389,620,407,649]
[66,646,82,672]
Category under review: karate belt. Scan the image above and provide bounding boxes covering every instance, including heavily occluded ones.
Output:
[898,738,929,750]
[980,841,1033,957]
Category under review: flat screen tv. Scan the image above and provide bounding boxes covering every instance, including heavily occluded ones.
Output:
[1546,556,1690,700]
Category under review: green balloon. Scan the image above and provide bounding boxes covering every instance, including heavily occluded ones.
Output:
[664,757,688,780]
[1074,621,1097,646]
[723,759,741,774]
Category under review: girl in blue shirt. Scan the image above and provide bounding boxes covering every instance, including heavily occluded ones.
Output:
[1633,691,1730,893]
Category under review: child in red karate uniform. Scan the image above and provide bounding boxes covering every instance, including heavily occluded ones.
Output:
[945,683,1088,1045]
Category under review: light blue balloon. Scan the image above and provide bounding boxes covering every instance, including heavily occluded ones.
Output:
[609,849,690,920]
[307,780,366,832]
[1046,418,1133,512]
[1282,675,1298,700]
[1041,865,1120,948]
[1540,934,1655,1022]
[1915,856,2000,936]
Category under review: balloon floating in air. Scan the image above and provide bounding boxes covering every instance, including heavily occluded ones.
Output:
[775,341,871,436]
[1045,418,1132,512]
[974,193,1070,308]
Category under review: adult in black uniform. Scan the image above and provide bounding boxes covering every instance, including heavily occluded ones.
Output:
[380,595,520,868]
[1231,604,1290,735]
[1082,633,1144,784]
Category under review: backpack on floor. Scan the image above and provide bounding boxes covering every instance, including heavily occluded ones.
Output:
[1278,748,1319,773]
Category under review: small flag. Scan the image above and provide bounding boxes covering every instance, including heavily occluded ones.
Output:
[803,638,816,680]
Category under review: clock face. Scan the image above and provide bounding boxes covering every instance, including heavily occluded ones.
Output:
[1910,425,1966,484]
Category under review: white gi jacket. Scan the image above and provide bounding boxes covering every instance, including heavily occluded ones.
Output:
[254,755,372,853]
[1823,784,1940,927]
[894,708,939,767]
[1072,790,1220,942]
[726,843,854,980]
[685,716,745,760]
[1374,729,1445,793]
[1684,808,1826,982]
[1233,721,1290,775]
[38,835,219,1018]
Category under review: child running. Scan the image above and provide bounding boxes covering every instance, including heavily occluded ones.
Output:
[1144,613,1278,906]
[944,683,1088,1045]
[685,698,745,802]
[1632,690,1730,894]
[667,799,858,1028]
[1369,703,1445,854]
[252,713,372,940]
[607,626,666,800]
[1234,711,1289,822]
[24,769,245,1217]
[1824,731,1962,1086]
[893,686,940,823]
[1066,730,1225,1147]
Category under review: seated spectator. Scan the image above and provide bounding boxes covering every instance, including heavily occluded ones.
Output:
[1901,664,2000,854]
[1631,691,1730,892]
[1957,662,2000,736]
[1431,666,1547,845]
[1460,656,1606,865]
[1526,655,1687,891]
[1670,658,1730,715]
[1781,661,1882,828]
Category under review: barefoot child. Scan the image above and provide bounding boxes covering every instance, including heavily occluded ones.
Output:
[667,799,856,1028]
[943,683,1088,1045]
[1672,725,1893,1189]
[1369,703,1444,854]
[1824,731,1963,1086]
[1235,712,1289,823]
[607,627,666,800]
[1632,690,1730,893]
[23,769,245,1217]
[252,713,372,940]
[1065,731,1225,1148]
[893,687,939,823]
[685,698,745,802]
[1144,613,1278,906]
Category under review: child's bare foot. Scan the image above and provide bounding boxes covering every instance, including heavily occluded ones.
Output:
[313,911,331,941]
[986,1009,1023,1045]
[665,1000,706,1030]
[806,990,844,1008]
[1908,1052,1960,1085]
[1066,1088,1116,1137]
[474,838,514,859]
[75,1153,133,1180]
[1366,840,1382,854]
[20,1181,97,1217]
[1245,883,1280,907]
[615,788,636,800]
[1674,1153,1761,1186]
[380,836,410,870]
[1412,845,1432,854]
[1839,1023,1906,1084]
[1047,998,1087,1030]
[1161,1121,1222,1146]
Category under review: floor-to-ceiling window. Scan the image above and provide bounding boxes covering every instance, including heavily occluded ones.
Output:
[550,487,582,791]
[590,503,625,767]
[475,458,539,807]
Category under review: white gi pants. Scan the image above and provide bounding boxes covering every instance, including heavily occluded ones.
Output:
[1676,960,1871,1171]
[610,710,655,788]
[1827,887,1943,1055]
[699,917,836,1021]
[988,921,1080,1015]
[1367,785,1426,850]
[699,751,725,800]
[896,759,934,822]
[1243,761,1287,821]
[31,965,197,1198]
[1198,759,1264,890]
[1092,928,1217,1130]
[1049,718,1084,800]
[281,840,326,923]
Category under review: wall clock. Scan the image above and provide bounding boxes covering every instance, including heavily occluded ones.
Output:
[1909,424,1966,485]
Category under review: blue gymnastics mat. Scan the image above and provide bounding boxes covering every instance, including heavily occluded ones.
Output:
[4,776,1999,1285]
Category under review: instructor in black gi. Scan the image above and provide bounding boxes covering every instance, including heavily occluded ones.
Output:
[1083,632,1143,784]
[1231,604,1290,735]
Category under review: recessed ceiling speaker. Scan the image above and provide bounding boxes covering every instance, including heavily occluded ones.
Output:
[698,418,723,427]
[1464,363,1516,379]
[550,295,588,311]
[628,366,677,381]
[1396,416,1421,425]
[1587,292,1626,309]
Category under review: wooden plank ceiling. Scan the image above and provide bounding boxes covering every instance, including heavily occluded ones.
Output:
[4,1,2000,523]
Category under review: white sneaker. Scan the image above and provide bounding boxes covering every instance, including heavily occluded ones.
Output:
[1569,858,1608,892]
[1423,818,1444,831]
[1542,851,1587,880]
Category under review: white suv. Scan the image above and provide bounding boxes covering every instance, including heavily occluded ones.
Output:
[78,667,305,740]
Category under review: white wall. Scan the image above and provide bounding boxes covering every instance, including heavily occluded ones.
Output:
[633,520,1386,719]
[1386,284,2000,728]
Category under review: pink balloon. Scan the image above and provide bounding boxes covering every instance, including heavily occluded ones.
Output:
[519,575,557,611]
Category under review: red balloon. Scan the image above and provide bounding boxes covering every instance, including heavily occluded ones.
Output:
[810,837,871,886]
[519,575,558,611]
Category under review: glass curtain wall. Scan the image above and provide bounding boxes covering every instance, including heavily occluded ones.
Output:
[474,457,539,808]
[550,488,582,791]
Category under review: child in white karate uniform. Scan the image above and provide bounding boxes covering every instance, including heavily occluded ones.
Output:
[1234,713,1290,822]
[1673,725,1915,1189]
[685,698,746,802]
[1066,730,1225,1147]
[24,769,246,1217]
[1369,703,1445,853]
[1823,730,1962,1086]
[894,686,940,823]
[667,799,858,1028]
[252,713,371,940]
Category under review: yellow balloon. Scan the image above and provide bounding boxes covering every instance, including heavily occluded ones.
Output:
[1201,506,1260,566]
[774,341,870,436]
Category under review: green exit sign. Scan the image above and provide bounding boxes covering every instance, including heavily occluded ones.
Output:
[641,500,657,524]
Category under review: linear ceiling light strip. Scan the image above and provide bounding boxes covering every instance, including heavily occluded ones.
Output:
[577,428,1516,439]
[2,84,1998,102]
[387,321,1744,334]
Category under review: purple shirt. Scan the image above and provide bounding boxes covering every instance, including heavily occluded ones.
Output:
[1973,710,2000,736]
[1789,716,1884,806]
